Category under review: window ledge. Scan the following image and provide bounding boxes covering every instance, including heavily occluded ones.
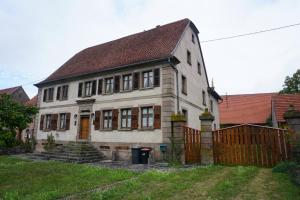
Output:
[139,127,155,131]
[140,86,154,91]
[118,128,132,131]
[100,128,113,131]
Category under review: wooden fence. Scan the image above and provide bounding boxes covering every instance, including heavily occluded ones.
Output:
[213,124,291,167]
[184,126,201,164]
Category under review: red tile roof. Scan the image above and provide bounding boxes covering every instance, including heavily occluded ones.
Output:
[273,94,300,122]
[38,18,191,85]
[25,95,38,106]
[220,93,276,125]
[0,86,21,95]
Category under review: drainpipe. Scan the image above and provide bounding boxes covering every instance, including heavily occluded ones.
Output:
[168,57,180,114]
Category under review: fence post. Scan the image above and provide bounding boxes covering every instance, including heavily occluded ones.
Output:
[199,108,215,165]
[283,105,300,162]
[170,113,186,164]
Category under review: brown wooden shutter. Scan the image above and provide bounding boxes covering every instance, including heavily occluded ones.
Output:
[114,76,120,93]
[40,115,44,130]
[66,113,71,130]
[133,72,140,90]
[43,89,47,102]
[112,109,119,130]
[98,79,103,95]
[154,68,160,87]
[154,105,161,129]
[51,114,58,130]
[91,80,97,95]
[49,88,54,101]
[78,83,83,97]
[56,86,61,100]
[131,107,139,129]
[94,111,101,130]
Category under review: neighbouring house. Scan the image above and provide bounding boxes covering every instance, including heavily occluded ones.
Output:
[0,86,29,104]
[272,94,300,128]
[21,95,38,141]
[219,93,276,127]
[34,18,222,161]
[220,92,300,128]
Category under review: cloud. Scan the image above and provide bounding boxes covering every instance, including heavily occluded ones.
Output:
[0,0,299,97]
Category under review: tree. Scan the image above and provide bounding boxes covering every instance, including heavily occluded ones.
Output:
[0,94,38,147]
[280,69,300,94]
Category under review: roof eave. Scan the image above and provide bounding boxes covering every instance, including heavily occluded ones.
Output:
[35,56,177,88]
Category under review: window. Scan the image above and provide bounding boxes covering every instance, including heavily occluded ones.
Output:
[105,78,114,93]
[181,75,187,95]
[103,110,112,129]
[197,62,201,75]
[202,90,206,106]
[123,74,132,91]
[182,109,188,122]
[210,100,213,112]
[45,114,51,130]
[57,85,68,100]
[143,71,153,88]
[192,34,195,43]
[84,81,92,96]
[141,107,153,128]
[121,109,132,128]
[43,88,54,102]
[187,50,191,65]
[59,113,66,130]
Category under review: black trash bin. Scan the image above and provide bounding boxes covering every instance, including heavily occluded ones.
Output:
[131,147,141,164]
[140,147,152,164]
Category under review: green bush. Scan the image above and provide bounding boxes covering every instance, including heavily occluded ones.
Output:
[44,133,55,151]
[0,130,16,148]
[272,161,298,173]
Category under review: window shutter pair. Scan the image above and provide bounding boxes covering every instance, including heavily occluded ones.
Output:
[154,105,161,129]
[39,113,70,131]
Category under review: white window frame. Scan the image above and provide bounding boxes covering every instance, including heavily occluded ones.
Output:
[121,108,132,129]
[59,113,66,130]
[122,74,132,91]
[142,71,154,88]
[141,107,154,128]
[103,110,112,129]
[105,77,114,93]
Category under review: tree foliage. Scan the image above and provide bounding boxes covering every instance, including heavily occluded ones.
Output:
[0,94,38,132]
[280,69,300,94]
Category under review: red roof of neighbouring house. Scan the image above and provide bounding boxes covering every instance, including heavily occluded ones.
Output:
[0,86,21,95]
[273,94,300,122]
[220,93,276,125]
[25,95,38,106]
[37,18,192,85]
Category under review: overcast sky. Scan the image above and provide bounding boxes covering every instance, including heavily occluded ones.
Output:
[0,0,299,98]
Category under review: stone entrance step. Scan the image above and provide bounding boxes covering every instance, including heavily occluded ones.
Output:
[31,142,105,163]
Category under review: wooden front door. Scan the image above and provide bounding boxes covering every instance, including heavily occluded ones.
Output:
[79,116,90,140]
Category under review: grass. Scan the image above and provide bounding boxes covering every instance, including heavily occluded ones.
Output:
[0,156,136,200]
[0,155,299,200]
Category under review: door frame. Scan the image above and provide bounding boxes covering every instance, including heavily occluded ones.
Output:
[78,114,91,141]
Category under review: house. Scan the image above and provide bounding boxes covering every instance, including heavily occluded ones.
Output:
[272,94,300,128]
[34,18,221,161]
[21,95,38,141]
[220,92,300,129]
[0,86,29,104]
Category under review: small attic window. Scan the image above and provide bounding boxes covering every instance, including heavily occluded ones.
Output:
[192,34,195,44]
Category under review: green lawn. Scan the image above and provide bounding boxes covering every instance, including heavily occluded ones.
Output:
[0,156,299,200]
